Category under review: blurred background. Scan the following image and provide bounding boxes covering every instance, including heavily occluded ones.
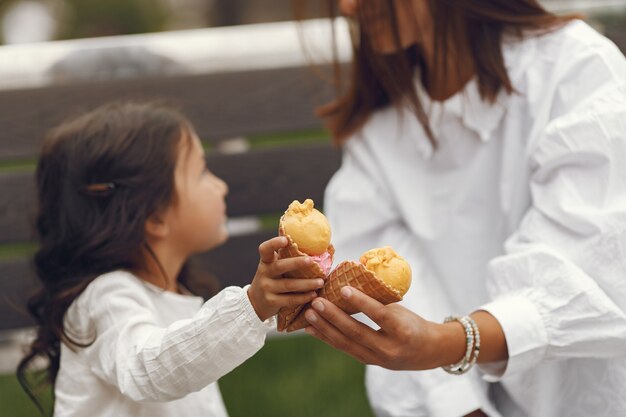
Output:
[0,0,319,44]
[0,1,625,417]
[0,0,624,44]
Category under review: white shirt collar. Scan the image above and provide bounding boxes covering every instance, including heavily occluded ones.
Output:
[408,36,535,159]
[411,75,508,159]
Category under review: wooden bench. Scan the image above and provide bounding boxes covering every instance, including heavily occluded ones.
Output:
[0,24,345,330]
[1,17,625,333]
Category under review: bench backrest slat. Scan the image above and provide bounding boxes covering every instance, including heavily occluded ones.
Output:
[0,63,343,330]
[0,66,333,159]
[0,144,340,245]
[0,230,276,329]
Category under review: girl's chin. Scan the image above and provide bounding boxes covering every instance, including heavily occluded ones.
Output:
[196,227,229,253]
[213,227,229,245]
[218,226,229,244]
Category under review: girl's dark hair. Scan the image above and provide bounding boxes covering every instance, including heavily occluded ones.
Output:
[16,101,219,414]
[298,0,581,146]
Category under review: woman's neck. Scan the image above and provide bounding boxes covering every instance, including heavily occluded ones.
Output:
[426,62,474,101]
[419,28,475,101]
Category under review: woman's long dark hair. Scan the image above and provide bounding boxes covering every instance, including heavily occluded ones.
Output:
[298,0,581,145]
[16,101,218,414]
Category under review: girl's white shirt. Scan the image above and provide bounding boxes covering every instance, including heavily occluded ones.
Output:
[325,20,626,417]
[53,270,275,417]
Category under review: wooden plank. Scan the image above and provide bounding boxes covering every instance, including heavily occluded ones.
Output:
[0,230,277,330]
[208,143,341,219]
[0,258,38,330]
[0,143,341,244]
[0,66,334,160]
[190,230,276,291]
[0,170,36,244]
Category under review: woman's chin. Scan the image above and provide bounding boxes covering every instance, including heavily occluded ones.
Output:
[372,39,418,55]
[372,42,401,55]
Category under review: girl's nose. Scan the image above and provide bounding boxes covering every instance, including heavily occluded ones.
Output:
[338,0,358,17]
[214,176,229,197]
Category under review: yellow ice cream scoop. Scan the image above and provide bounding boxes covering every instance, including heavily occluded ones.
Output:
[360,247,412,296]
[286,246,412,331]
[281,199,331,256]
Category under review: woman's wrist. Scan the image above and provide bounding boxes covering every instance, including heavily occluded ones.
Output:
[428,320,468,369]
[428,311,508,370]
[470,310,509,363]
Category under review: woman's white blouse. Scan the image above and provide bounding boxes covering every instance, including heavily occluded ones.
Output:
[53,270,275,417]
[325,21,626,417]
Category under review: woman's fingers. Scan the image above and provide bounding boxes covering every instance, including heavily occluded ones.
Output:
[304,325,370,362]
[306,297,383,349]
[334,287,390,328]
[258,237,288,263]
[302,289,434,371]
[303,303,379,365]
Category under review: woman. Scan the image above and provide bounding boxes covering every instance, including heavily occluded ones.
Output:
[303,1,626,416]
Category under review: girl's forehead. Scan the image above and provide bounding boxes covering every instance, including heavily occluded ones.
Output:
[189,131,204,152]
[180,129,202,153]
[174,129,203,174]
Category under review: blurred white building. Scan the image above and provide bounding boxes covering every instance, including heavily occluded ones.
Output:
[1,0,626,46]
[1,0,56,44]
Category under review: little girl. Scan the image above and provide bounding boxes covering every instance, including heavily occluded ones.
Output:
[16,101,323,417]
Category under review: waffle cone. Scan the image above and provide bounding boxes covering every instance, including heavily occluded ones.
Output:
[277,223,333,279]
[276,219,334,331]
[286,261,402,332]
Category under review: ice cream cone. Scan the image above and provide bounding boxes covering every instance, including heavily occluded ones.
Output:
[286,261,403,332]
[276,220,334,331]
[277,222,333,278]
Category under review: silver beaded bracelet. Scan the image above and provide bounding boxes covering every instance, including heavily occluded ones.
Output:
[442,315,480,375]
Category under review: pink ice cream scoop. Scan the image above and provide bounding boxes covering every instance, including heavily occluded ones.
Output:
[311,251,333,276]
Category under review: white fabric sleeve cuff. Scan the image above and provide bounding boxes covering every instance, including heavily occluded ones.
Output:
[241,285,277,331]
[478,294,549,381]
[427,373,501,417]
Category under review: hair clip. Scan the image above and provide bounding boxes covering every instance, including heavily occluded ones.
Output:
[82,182,117,196]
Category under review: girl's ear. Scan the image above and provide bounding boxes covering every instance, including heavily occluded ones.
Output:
[144,211,170,240]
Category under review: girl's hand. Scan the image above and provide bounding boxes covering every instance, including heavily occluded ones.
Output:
[303,286,468,371]
[248,236,324,321]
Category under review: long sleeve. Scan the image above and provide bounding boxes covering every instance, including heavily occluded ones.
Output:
[481,79,626,379]
[66,273,273,402]
[325,136,502,417]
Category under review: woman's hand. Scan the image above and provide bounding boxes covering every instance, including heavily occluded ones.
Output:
[303,286,468,370]
[248,236,324,321]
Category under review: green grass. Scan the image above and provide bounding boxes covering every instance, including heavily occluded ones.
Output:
[0,371,53,417]
[0,243,36,261]
[0,158,36,173]
[0,335,374,417]
[258,213,282,231]
[248,129,329,149]
[595,10,626,31]
[221,335,373,417]
[0,129,327,175]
